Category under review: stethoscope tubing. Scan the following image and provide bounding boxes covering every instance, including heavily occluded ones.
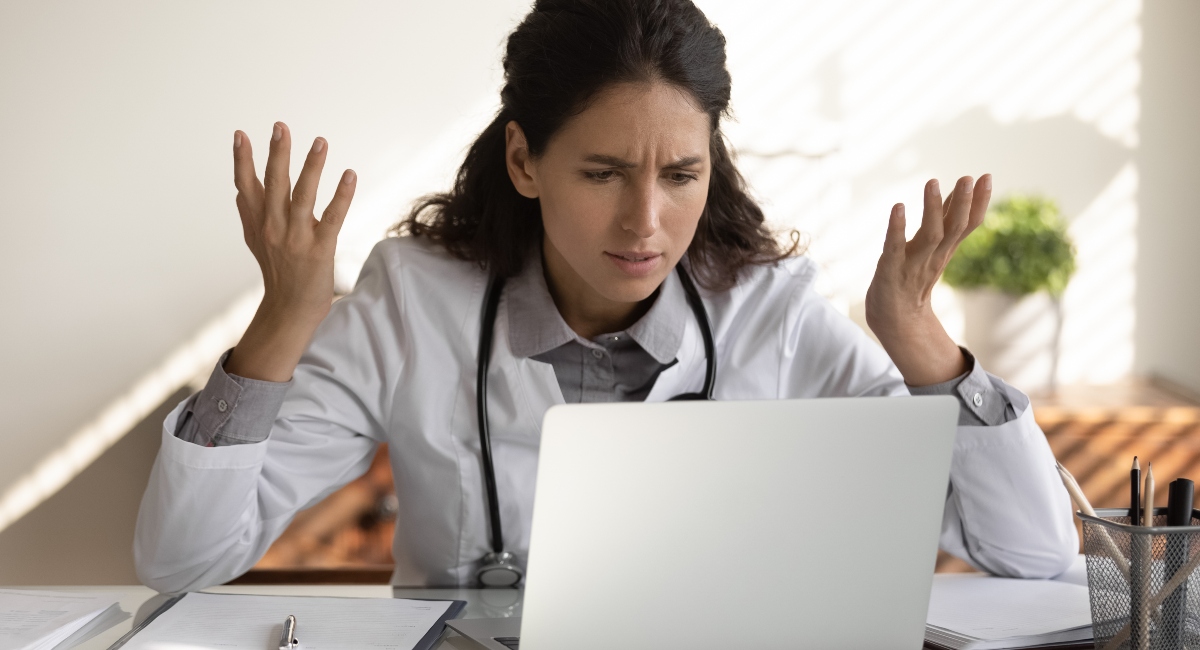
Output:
[475,263,716,559]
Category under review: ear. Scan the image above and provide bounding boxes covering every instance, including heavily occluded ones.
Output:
[505,121,539,199]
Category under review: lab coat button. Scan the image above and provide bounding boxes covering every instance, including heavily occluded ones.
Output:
[591,348,604,359]
[217,399,229,413]
[972,393,983,407]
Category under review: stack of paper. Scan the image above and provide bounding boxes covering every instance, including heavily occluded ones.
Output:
[925,575,1093,650]
[0,589,129,650]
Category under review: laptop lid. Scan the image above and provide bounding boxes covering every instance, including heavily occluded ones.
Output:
[518,395,959,650]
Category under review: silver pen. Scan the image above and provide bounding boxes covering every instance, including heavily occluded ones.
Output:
[278,614,300,650]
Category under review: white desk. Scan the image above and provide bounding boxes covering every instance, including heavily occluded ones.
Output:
[9,584,522,650]
[12,557,1089,649]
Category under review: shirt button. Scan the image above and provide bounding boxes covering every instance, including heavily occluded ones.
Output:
[217,399,229,413]
[972,393,983,407]
[591,349,604,359]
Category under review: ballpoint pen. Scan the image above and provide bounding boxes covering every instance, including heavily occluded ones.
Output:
[279,614,300,650]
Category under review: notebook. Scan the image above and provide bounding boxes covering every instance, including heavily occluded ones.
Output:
[0,589,129,650]
[110,591,465,650]
[924,574,1093,650]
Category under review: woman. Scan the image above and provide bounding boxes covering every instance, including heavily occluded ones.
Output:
[134,0,1077,592]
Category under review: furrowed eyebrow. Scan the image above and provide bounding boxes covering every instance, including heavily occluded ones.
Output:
[583,154,636,168]
[582,154,704,169]
[665,156,703,169]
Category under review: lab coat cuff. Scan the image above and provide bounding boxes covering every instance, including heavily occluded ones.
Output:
[161,399,268,469]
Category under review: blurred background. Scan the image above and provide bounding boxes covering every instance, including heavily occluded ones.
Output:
[1,0,1197,584]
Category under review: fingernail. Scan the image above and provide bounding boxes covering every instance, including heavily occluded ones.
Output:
[234,132,242,149]
[272,123,282,141]
[960,176,973,190]
[312,138,325,154]
[981,174,992,189]
[929,179,939,193]
[342,169,356,184]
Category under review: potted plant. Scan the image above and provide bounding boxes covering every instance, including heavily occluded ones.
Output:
[943,195,1077,395]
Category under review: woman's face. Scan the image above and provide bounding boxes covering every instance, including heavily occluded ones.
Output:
[507,81,712,307]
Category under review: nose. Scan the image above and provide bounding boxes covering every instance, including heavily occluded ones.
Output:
[619,177,660,239]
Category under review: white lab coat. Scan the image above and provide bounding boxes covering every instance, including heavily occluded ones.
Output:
[134,236,1078,593]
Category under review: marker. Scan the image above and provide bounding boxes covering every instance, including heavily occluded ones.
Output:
[1167,478,1194,527]
[1164,478,1195,643]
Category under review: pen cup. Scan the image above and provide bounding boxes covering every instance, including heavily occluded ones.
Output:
[1079,508,1200,650]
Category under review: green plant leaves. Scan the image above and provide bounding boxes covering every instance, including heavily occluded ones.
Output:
[943,194,1077,296]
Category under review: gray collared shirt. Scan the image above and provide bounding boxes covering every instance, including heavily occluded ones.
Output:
[175,258,1013,446]
[505,253,684,403]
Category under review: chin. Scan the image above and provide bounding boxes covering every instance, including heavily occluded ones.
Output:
[593,270,670,304]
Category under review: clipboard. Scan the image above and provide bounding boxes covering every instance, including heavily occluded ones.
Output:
[107,591,466,650]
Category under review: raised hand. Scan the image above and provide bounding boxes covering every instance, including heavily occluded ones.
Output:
[864,174,992,386]
[224,122,358,382]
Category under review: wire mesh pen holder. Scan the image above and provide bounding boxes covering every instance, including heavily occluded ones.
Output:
[1080,508,1200,650]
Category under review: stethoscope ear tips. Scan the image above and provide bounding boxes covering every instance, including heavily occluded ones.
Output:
[476,551,524,587]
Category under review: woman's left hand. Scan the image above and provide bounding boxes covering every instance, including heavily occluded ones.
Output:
[864,174,992,386]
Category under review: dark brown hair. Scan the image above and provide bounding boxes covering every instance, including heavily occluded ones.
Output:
[393,0,797,291]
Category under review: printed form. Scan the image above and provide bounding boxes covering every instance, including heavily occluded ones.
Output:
[120,592,454,650]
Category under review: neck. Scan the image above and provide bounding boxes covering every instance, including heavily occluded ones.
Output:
[542,238,655,339]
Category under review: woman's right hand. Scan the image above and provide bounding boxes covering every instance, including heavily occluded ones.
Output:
[224,121,357,382]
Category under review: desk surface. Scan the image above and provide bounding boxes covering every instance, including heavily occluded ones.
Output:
[14,558,1090,650]
[9,584,518,650]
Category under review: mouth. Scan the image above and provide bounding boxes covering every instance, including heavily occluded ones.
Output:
[606,251,661,262]
[604,251,663,277]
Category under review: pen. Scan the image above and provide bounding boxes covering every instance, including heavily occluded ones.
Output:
[279,614,299,650]
[1130,456,1141,526]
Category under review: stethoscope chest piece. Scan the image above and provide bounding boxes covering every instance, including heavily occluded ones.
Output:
[476,550,524,587]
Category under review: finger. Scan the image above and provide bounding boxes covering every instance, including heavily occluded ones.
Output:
[263,121,292,231]
[912,178,943,250]
[934,175,974,259]
[317,169,357,242]
[958,173,992,245]
[233,131,264,227]
[879,203,906,268]
[291,137,328,225]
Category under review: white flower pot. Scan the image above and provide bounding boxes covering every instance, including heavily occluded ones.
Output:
[958,288,1061,396]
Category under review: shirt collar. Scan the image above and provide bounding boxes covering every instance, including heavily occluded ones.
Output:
[505,252,687,364]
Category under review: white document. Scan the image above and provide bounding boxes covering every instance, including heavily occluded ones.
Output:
[925,574,1092,650]
[119,592,454,650]
[0,589,128,650]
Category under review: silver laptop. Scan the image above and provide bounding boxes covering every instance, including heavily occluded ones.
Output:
[448,395,959,650]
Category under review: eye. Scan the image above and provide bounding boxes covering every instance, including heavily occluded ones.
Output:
[583,170,617,182]
[667,172,700,185]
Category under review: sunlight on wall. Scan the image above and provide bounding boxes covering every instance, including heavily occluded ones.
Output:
[0,289,261,533]
[703,0,1141,389]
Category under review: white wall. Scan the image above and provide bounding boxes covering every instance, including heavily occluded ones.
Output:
[1136,0,1200,395]
[706,0,1143,390]
[0,0,531,532]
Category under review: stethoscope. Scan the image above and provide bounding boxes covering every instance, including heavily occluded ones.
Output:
[473,263,717,587]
